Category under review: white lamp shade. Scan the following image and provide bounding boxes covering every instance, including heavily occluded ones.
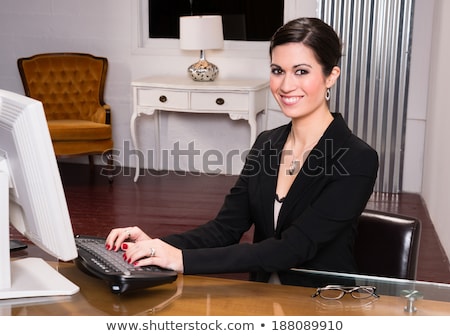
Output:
[179,15,224,50]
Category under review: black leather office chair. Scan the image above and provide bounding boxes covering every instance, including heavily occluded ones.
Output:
[354,209,421,280]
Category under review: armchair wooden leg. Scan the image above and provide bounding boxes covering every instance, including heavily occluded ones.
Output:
[88,155,95,172]
[88,153,114,183]
[103,151,114,183]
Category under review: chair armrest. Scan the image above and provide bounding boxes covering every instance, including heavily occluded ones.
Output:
[92,105,111,124]
[103,104,111,125]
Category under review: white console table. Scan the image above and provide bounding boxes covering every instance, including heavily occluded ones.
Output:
[130,76,269,182]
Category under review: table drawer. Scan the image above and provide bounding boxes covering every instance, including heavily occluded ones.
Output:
[137,88,189,109]
[191,92,248,111]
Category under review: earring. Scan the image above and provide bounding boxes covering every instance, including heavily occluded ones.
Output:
[325,88,331,101]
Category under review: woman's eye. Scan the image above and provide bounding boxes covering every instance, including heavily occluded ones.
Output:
[271,68,283,75]
[296,69,309,75]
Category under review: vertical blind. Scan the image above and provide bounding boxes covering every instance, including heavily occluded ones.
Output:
[319,0,415,193]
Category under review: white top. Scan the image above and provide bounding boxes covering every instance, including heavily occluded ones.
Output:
[269,196,284,285]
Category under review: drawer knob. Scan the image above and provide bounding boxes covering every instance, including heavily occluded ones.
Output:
[216,98,225,105]
[159,95,167,103]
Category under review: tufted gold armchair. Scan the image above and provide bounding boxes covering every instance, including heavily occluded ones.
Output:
[17,52,113,177]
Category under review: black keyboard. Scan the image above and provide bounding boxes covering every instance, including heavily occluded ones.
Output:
[74,235,178,294]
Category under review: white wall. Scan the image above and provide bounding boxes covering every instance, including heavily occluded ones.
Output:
[0,0,314,177]
[402,0,434,193]
[0,0,447,256]
[422,0,450,259]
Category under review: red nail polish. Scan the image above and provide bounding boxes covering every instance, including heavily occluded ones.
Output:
[123,253,127,260]
[133,261,138,266]
[127,258,131,263]
[105,244,110,250]
[122,243,128,249]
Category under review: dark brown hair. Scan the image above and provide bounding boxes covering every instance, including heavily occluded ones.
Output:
[270,17,342,76]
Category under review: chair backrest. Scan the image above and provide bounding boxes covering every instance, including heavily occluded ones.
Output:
[354,209,421,280]
[17,52,108,121]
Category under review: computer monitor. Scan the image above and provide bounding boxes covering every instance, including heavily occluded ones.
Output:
[0,89,79,300]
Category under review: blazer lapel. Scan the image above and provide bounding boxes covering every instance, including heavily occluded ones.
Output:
[259,124,290,233]
[275,113,352,233]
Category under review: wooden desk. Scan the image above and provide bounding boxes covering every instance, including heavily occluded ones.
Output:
[3,260,450,316]
[130,76,269,181]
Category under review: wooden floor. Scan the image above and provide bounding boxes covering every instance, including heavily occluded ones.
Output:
[12,162,450,284]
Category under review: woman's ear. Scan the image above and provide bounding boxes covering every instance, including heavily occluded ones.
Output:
[326,66,341,88]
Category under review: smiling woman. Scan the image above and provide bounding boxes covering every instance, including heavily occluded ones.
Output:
[105,18,379,287]
[148,0,284,41]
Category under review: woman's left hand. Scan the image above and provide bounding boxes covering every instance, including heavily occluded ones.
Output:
[121,238,184,273]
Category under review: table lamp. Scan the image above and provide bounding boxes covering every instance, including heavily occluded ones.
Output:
[179,15,224,81]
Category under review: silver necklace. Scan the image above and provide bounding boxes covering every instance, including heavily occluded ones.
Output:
[287,130,320,175]
[288,161,298,175]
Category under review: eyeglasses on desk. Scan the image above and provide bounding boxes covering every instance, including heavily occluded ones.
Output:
[312,285,380,300]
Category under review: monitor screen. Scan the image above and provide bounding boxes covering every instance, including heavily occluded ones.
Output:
[0,89,79,299]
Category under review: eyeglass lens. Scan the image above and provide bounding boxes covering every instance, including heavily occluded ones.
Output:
[315,286,376,299]
[350,287,375,299]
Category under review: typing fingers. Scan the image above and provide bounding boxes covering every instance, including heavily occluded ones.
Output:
[105,227,134,251]
[122,241,154,265]
[131,239,183,273]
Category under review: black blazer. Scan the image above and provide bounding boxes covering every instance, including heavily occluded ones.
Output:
[162,113,379,286]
